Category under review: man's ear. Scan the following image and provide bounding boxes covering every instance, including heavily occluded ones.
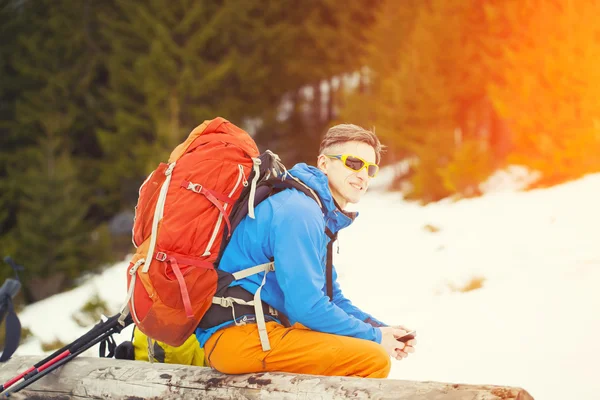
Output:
[317,154,328,174]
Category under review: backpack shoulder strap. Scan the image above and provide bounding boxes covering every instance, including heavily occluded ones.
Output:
[214,175,325,267]
[324,228,337,301]
[271,177,325,214]
[215,150,326,267]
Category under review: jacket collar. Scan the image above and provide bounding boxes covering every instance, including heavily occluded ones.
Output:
[288,163,357,233]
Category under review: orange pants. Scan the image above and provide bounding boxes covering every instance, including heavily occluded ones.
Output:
[204,321,391,378]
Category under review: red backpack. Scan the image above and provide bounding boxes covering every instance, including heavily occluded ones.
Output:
[121,117,259,346]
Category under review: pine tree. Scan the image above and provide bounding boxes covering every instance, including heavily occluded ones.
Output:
[340,0,500,201]
[97,0,281,209]
[0,0,34,256]
[488,0,600,184]
[5,0,112,301]
[251,0,383,166]
[348,0,600,200]
[96,1,382,205]
[12,136,98,303]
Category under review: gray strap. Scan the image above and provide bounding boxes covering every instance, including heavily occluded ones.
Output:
[232,262,274,281]
[142,162,176,273]
[147,336,155,363]
[253,266,271,351]
[289,175,322,210]
[213,261,275,352]
[212,296,255,307]
[248,158,261,219]
[119,258,145,324]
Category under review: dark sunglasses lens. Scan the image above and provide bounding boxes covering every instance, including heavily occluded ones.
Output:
[345,156,365,171]
[367,165,378,177]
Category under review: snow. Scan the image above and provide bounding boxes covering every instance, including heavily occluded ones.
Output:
[479,165,542,194]
[13,171,600,400]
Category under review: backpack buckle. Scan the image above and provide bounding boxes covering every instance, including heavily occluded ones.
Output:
[155,252,167,262]
[187,182,203,193]
[214,296,233,308]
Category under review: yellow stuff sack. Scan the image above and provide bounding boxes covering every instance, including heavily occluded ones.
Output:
[132,327,206,366]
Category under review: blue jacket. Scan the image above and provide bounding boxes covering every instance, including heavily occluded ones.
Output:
[195,163,386,347]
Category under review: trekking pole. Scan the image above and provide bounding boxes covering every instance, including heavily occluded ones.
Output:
[0,313,132,396]
[0,335,82,392]
[0,312,121,391]
[1,320,129,397]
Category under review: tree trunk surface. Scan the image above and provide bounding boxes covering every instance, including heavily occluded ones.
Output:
[0,356,534,400]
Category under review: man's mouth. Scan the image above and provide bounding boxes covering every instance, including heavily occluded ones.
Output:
[350,183,363,191]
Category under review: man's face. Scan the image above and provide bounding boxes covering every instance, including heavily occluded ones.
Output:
[318,141,377,209]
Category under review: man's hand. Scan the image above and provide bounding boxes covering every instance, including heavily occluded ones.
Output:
[379,326,417,361]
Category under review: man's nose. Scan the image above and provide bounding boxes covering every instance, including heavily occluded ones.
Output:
[357,167,369,180]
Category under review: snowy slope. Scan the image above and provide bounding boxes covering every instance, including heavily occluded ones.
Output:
[14,170,600,400]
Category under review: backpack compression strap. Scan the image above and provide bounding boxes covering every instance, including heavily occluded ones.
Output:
[180,180,235,237]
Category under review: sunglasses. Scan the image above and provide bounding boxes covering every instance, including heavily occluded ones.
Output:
[325,154,379,178]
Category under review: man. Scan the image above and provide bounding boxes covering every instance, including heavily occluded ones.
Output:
[195,124,416,378]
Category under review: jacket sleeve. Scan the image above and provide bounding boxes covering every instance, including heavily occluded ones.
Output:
[331,267,388,327]
[271,198,382,343]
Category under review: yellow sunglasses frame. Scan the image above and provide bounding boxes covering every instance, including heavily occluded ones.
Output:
[325,154,379,178]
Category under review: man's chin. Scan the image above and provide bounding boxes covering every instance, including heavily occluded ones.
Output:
[345,195,364,205]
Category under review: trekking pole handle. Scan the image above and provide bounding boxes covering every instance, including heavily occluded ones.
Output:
[0,280,21,301]
[2,257,23,281]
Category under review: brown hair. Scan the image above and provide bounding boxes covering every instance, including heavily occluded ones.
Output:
[319,124,385,164]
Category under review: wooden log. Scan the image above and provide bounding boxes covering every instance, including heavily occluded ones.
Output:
[0,356,534,400]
